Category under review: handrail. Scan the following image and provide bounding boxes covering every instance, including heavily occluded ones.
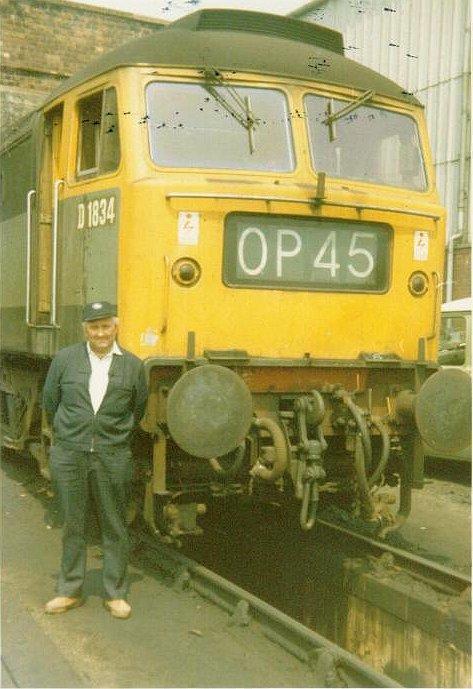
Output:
[427,271,440,340]
[312,198,441,221]
[161,255,171,335]
[51,179,64,327]
[166,192,311,204]
[165,192,441,221]
[26,189,36,326]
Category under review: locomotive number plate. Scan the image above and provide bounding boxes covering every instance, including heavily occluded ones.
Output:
[223,213,390,293]
[76,192,118,231]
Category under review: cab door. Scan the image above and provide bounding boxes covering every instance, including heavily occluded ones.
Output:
[28,103,64,348]
[75,88,121,306]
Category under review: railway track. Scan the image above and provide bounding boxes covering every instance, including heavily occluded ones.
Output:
[137,531,401,688]
[137,518,471,687]
[316,516,471,597]
[170,501,471,688]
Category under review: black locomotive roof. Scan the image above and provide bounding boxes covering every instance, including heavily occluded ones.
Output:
[47,9,420,108]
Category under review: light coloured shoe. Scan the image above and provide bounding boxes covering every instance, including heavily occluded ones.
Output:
[45,596,83,614]
[104,599,131,619]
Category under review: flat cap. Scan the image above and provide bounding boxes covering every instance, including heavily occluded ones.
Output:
[82,301,117,322]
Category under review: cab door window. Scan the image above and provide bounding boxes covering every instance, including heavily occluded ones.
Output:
[77,87,120,177]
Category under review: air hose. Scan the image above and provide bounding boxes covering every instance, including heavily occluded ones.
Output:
[339,392,376,519]
[249,416,288,482]
[368,416,390,487]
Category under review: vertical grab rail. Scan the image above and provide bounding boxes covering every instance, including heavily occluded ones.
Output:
[26,189,36,326]
[426,271,440,340]
[51,179,64,327]
[161,255,171,335]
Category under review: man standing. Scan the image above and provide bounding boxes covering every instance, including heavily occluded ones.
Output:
[43,301,147,619]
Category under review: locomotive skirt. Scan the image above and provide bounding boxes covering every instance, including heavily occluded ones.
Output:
[49,445,133,600]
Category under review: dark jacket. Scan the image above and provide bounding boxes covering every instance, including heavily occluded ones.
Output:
[43,342,148,452]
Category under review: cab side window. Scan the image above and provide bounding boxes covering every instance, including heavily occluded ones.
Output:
[77,88,120,177]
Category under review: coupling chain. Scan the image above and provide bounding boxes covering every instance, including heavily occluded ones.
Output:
[295,392,327,531]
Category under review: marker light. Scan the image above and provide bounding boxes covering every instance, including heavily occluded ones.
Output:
[172,257,201,287]
[408,271,429,296]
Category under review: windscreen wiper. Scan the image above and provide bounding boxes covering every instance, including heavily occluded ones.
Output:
[323,89,375,141]
[201,68,259,154]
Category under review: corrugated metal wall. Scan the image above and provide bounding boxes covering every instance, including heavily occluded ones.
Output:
[292,0,471,299]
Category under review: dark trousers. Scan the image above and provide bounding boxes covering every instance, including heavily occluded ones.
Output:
[50,445,132,600]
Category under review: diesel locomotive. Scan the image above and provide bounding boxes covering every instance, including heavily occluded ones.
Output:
[1,10,470,539]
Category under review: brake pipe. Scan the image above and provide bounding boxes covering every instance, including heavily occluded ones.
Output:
[337,391,376,519]
[368,416,390,488]
[379,441,414,538]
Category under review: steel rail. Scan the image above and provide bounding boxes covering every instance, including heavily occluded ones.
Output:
[139,532,401,688]
[1,657,19,688]
[316,517,471,596]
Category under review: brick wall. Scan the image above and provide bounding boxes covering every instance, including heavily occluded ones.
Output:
[0,0,165,133]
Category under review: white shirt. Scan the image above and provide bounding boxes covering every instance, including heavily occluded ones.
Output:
[87,341,122,414]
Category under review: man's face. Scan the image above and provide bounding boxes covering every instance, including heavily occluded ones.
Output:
[84,317,118,356]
